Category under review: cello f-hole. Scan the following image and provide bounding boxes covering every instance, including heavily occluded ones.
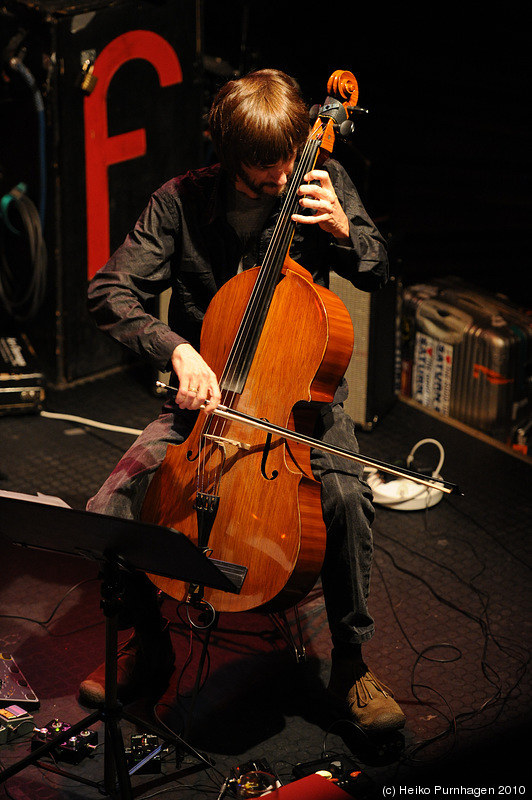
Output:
[260,432,279,481]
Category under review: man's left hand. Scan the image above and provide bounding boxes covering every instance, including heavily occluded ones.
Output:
[292,169,350,241]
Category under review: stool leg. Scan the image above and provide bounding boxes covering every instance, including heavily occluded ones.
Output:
[269,606,306,662]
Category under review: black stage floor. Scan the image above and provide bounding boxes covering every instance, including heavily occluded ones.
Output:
[0,367,530,799]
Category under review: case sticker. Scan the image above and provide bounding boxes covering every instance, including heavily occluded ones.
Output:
[413,333,453,415]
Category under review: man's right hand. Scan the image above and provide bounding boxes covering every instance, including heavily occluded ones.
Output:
[170,343,221,413]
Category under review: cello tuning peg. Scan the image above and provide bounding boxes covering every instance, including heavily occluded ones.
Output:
[347,105,369,117]
[338,120,355,138]
[309,103,320,124]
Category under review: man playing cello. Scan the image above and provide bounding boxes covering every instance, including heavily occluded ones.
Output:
[80,68,405,734]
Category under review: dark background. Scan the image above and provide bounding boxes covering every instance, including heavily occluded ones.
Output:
[201,1,530,305]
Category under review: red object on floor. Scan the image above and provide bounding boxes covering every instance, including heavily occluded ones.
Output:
[276,773,353,797]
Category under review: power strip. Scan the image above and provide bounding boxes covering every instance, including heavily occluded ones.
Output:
[365,438,445,511]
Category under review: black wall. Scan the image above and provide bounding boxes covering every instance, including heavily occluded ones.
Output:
[202,2,531,306]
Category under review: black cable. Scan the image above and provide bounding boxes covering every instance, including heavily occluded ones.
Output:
[0,577,100,636]
[171,601,214,707]
[7,55,47,228]
[447,495,532,571]
[0,184,47,321]
[372,524,530,770]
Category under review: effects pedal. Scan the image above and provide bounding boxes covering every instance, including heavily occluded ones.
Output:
[231,757,275,783]
[218,758,280,797]
[31,719,98,764]
[125,734,162,774]
[0,705,34,742]
[0,653,39,710]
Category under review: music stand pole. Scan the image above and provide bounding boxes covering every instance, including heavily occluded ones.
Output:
[100,557,138,797]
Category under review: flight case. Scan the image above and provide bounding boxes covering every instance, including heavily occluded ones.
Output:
[0,332,45,415]
[400,277,532,440]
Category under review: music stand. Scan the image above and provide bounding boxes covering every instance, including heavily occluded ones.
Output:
[0,495,247,798]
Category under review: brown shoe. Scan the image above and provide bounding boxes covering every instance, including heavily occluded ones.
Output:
[79,620,175,707]
[328,652,406,733]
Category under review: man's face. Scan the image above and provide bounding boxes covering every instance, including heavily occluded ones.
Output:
[235,154,297,199]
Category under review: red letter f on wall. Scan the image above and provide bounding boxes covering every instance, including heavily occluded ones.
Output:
[84,30,182,280]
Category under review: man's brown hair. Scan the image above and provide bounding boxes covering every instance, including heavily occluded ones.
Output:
[208,69,309,178]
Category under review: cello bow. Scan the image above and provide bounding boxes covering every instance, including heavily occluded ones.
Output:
[156,382,462,496]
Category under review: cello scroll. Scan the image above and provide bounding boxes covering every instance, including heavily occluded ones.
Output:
[327,69,359,103]
[311,69,367,155]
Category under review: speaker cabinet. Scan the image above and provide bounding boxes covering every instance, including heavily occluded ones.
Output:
[0,0,202,386]
[329,272,398,429]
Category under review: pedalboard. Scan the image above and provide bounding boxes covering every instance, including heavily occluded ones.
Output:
[31,719,98,764]
[0,653,39,710]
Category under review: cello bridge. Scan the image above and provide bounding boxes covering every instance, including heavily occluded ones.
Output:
[203,433,251,450]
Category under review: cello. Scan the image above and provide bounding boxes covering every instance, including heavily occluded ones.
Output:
[140,70,457,614]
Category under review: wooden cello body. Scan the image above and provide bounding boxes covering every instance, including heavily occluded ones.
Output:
[141,71,360,613]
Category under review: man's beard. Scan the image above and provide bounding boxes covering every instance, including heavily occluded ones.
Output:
[236,167,289,198]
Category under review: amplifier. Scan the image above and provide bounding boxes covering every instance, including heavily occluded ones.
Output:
[329,272,398,429]
[0,332,45,415]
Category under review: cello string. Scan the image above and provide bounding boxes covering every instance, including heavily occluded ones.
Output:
[220,150,306,386]
[222,135,318,393]
[196,387,238,498]
[219,128,323,393]
[203,136,319,494]
[248,133,320,301]
[195,123,325,498]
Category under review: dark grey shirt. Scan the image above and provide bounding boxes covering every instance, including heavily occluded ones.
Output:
[87,159,388,376]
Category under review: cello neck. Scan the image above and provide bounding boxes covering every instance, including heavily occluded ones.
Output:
[261,136,321,278]
[220,136,322,396]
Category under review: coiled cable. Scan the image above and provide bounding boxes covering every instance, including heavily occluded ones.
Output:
[0,182,47,321]
[8,54,47,226]
[0,52,47,321]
